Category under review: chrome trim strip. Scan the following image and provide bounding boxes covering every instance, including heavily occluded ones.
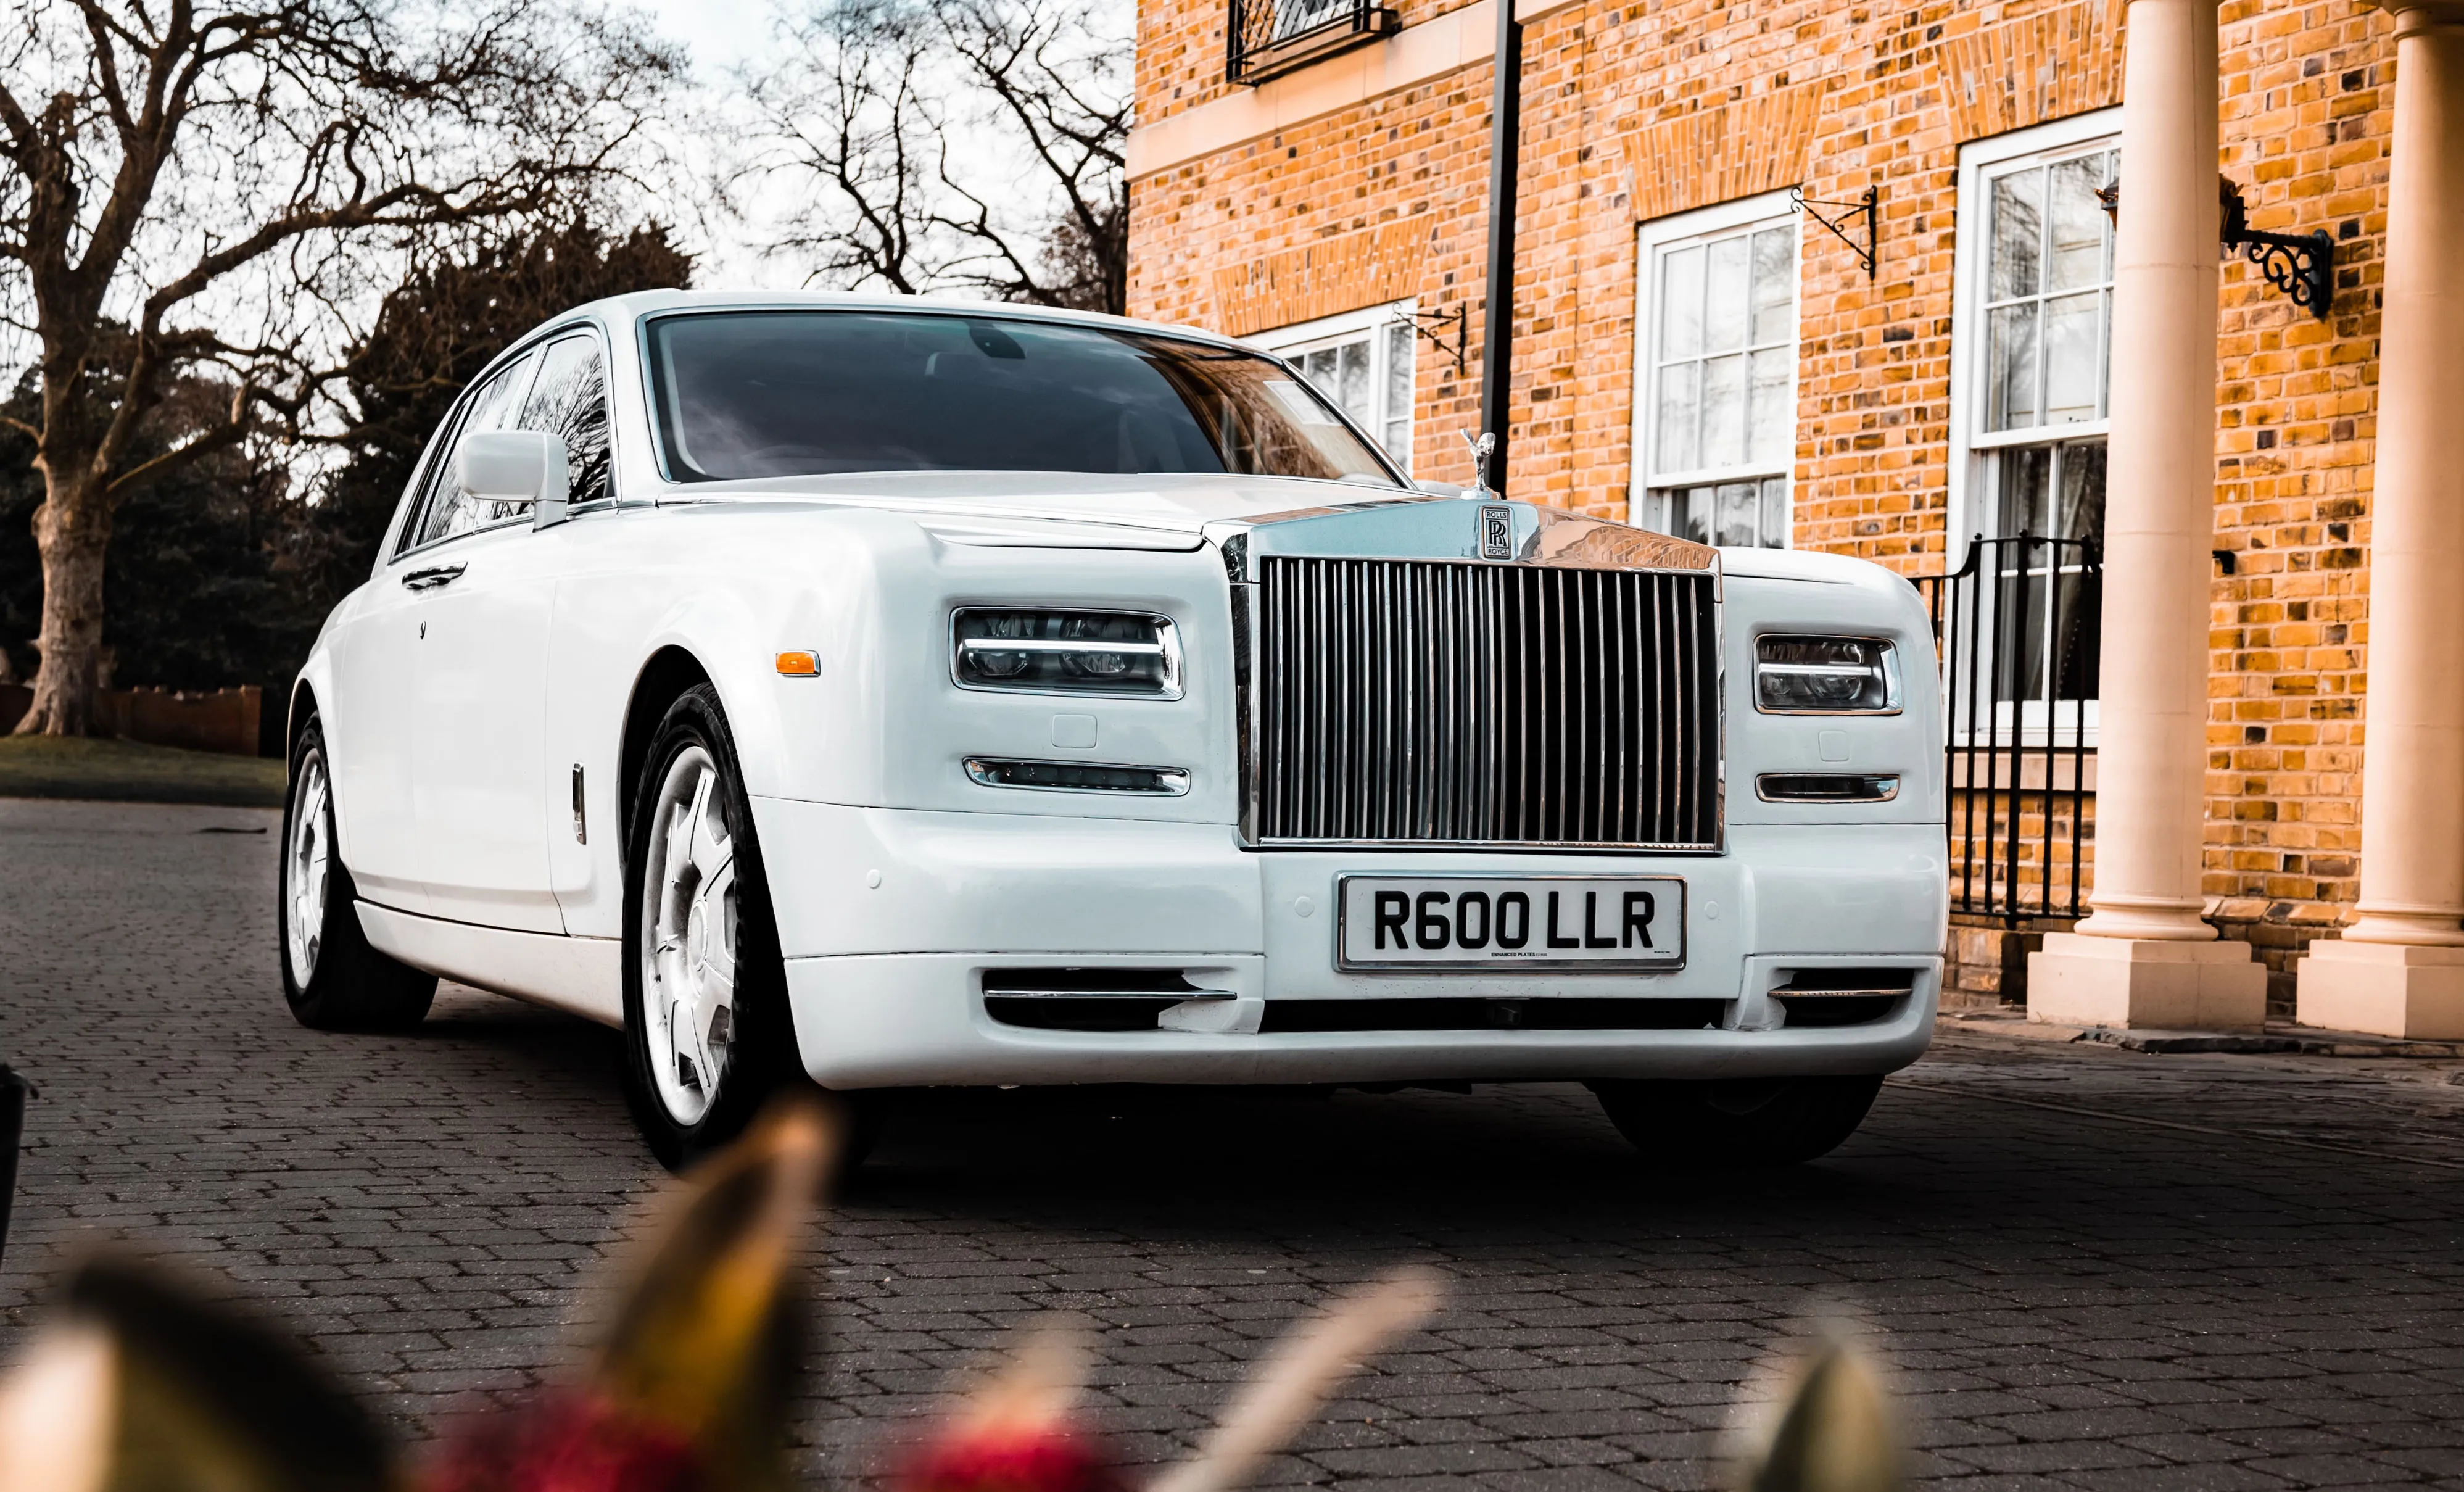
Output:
[1231,573,1260,842]
[1770,987,1911,1000]
[986,988,1235,1000]
[1755,773,1902,804]
[959,638,1167,657]
[961,757,1193,795]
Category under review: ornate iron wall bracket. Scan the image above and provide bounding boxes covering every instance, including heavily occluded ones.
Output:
[2104,178,2334,321]
[1390,304,1467,374]
[2219,179,2333,321]
[1790,184,1879,280]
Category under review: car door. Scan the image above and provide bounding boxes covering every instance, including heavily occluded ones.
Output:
[411,331,614,933]
[328,555,430,913]
[326,353,534,912]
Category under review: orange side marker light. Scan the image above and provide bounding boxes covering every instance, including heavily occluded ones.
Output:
[776,650,820,677]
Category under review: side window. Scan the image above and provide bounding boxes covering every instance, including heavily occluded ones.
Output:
[399,350,539,553]
[517,334,614,507]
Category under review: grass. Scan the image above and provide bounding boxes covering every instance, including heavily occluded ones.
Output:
[0,734,288,808]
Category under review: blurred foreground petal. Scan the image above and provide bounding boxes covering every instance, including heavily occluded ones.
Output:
[1151,1267,1442,1492]
[1741,1337,1903,1492]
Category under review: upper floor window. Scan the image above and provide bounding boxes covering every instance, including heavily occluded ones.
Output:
[1982,141,2116,437]
[1951,108,2121,724]
[1631,190,1799,548]
[1249,301,1416,474]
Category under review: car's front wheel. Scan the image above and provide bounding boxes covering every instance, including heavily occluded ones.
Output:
[1589,1074,1883,1167]
[278,716,437,1031]
[619,685,800,1170]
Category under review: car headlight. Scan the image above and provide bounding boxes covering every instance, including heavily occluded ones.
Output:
[951,608,1182,698]
[1755,635,1901,713]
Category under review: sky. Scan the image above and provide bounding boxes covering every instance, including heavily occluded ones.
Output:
[639,0,787,90]
[633,0,808,289]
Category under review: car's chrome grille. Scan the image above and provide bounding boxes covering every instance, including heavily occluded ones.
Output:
[1249,557,1721,848]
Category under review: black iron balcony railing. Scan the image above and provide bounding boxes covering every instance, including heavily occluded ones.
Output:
[1915,534,2102,925]
[1227,0,1400,85]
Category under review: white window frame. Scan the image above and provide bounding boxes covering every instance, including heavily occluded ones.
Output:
[1948,106,2123,746]
[1946,106,2123,560]
[1248,299,1418,475]
[1627,188,1801,545]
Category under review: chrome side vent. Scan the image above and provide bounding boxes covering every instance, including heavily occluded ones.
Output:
[1756,773,1899,803]
[1249,558,1721,848]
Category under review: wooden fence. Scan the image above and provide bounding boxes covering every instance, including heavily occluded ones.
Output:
[0,684,269,757]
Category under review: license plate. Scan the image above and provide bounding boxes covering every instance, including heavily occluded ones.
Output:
[1336,876,1686,972]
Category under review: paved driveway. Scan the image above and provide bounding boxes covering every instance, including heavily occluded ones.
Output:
[3,796,2461,1490]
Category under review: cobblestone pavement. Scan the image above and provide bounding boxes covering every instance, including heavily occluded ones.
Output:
[4,796,2463,1491]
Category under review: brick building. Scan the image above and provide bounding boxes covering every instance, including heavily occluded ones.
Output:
[1126,0,2464,1030]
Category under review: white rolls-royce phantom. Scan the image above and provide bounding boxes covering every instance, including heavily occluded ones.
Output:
[278,291,1947,1168]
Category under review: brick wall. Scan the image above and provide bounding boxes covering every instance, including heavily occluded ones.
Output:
[1130,0,2398,929]
[2206,0,2387,919]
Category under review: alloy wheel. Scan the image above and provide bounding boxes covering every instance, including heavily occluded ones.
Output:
[640,745,739,1126]
[285,750,331,985]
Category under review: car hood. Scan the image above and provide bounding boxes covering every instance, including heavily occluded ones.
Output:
[667,471,1865,586]
[664,470,1428,549]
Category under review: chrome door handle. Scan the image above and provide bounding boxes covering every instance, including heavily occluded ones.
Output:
[402,563,466,591]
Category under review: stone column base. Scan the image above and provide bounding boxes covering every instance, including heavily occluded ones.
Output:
[2025,932,2268,1031]
[2294,940,2464,1040]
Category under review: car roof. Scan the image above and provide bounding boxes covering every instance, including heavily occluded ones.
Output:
[561,288,1259,356]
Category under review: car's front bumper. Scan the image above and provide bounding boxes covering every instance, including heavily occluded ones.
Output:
[754,798,1946,1088]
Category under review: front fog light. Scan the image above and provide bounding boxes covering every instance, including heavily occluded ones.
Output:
[1755,635,1900,713]
[952,609,1181,697]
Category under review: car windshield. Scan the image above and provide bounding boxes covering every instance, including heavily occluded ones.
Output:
[643,310,1405,487]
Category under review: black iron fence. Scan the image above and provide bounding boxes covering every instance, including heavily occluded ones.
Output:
[1227,0,1398,84]
[1915,534,2101,924]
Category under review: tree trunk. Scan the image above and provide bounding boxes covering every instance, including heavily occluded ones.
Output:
[12,470,112,737]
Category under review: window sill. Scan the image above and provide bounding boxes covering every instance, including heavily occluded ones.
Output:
[1232,9,1400,85]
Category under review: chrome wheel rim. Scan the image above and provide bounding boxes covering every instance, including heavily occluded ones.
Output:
[640,745,738,1127]
[285,750,331,985]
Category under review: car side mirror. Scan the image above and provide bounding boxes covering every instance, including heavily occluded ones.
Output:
[457,429,573,529]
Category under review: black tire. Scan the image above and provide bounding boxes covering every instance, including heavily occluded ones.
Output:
[619,684,803,1171]
[278,716,437,1032]
[1588,1074,1883,1168]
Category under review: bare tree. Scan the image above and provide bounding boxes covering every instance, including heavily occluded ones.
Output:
[0,1,677,736]
[748,0,949,297]
[743,0,1129,313]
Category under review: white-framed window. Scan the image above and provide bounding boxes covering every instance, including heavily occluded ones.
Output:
[1630,189,1800,548]
[1249,300,1417,474]
[1949,107,2122,726]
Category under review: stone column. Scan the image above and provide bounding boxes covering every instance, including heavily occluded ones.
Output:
[2298,3,2464,1040]
[2028,0,2267,1030]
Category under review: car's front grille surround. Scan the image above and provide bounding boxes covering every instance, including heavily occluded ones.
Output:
[1246,556,1722,849]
